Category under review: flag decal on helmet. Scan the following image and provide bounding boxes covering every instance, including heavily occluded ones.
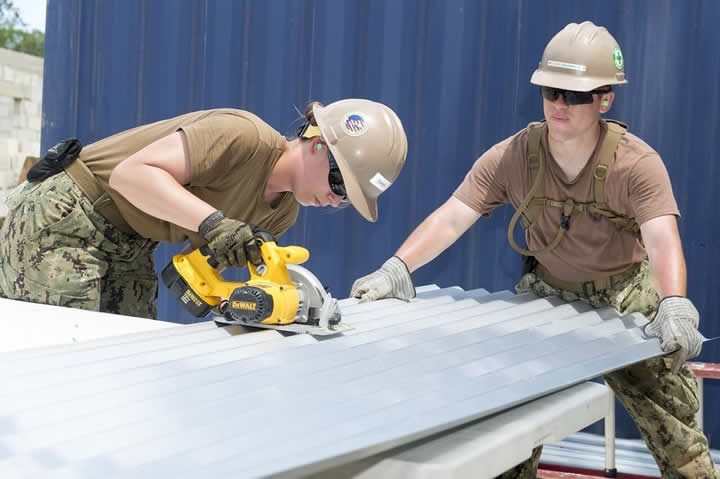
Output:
[342,113,368,137]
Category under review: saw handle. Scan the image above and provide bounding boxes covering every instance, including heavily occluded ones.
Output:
[199,229,272,271]
[248,240,310,283]
[253,230,275,244]
[198,233,309,285]
[245,230,275,273]
[200,245,219,269]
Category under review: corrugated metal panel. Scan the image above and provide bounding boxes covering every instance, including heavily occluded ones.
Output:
[0,287,666,478]
[41,0,720,446]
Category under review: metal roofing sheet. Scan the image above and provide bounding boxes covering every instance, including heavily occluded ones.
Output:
[0,286,667,478]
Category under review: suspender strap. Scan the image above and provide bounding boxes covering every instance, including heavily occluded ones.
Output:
[521,121,545,228]
[508,122,549,256]
[593,120,627,208]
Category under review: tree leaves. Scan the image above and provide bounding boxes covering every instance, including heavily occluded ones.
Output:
[0,0,44,58]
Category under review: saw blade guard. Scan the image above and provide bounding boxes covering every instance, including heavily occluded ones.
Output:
[287,264,342,327]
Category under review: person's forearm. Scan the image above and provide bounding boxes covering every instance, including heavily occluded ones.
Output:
[395,216,457,272]
[110,162,215,232]
[647,244,687,297]
[642,216,687,297]
[395,198,478,272]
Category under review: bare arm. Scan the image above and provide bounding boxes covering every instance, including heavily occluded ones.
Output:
[640,214,686,297]
[396,196,482,272]
[109,131,216,232]
[641,215,705,373]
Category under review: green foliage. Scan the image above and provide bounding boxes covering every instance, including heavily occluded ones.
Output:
[0,0,44,57]
[0,0,22,25]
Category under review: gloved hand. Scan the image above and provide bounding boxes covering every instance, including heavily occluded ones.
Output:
[351,256,415,303]
[198,211,264,269]
[644,296,705,374]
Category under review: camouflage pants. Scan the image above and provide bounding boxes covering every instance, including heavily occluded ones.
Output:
[494,260,718,479]
[0,172,159,319]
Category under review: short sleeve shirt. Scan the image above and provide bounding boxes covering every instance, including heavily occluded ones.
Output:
[80,109,299,246]
[453,121,679,281]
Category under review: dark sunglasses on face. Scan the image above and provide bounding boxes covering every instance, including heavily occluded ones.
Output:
[540,86,610,105]
[327,148,348,200]
[298,122,348,202]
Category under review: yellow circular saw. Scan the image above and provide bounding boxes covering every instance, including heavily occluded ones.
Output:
[161,238,349,336]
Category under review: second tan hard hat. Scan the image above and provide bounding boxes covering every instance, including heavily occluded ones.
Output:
[313,99,408,222]
[530,21,628,92]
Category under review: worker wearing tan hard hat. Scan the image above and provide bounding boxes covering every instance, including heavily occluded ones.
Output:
[0,97,408,320]
[352,21,717,478]
[530,21,627,91]
[300,99,408,222]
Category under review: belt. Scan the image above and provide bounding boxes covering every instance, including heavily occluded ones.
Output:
[535,263,640,296]
[64,159,134,234]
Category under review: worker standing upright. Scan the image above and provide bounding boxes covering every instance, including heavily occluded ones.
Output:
[352,21,717,478]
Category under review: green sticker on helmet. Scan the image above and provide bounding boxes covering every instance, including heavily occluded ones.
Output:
[613,46,624,70]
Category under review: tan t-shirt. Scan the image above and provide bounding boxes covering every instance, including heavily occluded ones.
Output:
[80,109,299,246]
[453,121,679,281]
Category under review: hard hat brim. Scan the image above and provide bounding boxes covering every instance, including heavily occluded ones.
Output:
[313,105,379,222]
[530,69,627,92]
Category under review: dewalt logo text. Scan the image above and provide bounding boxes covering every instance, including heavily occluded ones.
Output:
[183,290,203,307]
[232,300,257,311]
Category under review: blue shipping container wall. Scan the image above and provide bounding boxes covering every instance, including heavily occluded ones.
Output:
[42,0,719,448]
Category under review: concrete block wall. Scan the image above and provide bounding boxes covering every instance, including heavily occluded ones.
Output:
[0,48,43,218]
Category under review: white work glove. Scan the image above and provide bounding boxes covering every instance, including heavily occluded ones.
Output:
[351,256,415,303]
[644,296,704,374]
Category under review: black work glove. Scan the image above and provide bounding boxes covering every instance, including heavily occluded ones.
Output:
[198,211,266,269]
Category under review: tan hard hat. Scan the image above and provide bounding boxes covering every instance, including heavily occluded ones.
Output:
[530,21,628,92]
[313,99,408,222]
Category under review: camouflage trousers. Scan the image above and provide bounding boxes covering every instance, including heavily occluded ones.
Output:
[494,260,718,479]
[0,172,159,319]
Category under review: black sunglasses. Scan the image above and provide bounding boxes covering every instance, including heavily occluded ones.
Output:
[327,148,348,199]
[540,86,610,105]
[297,122,348,200]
